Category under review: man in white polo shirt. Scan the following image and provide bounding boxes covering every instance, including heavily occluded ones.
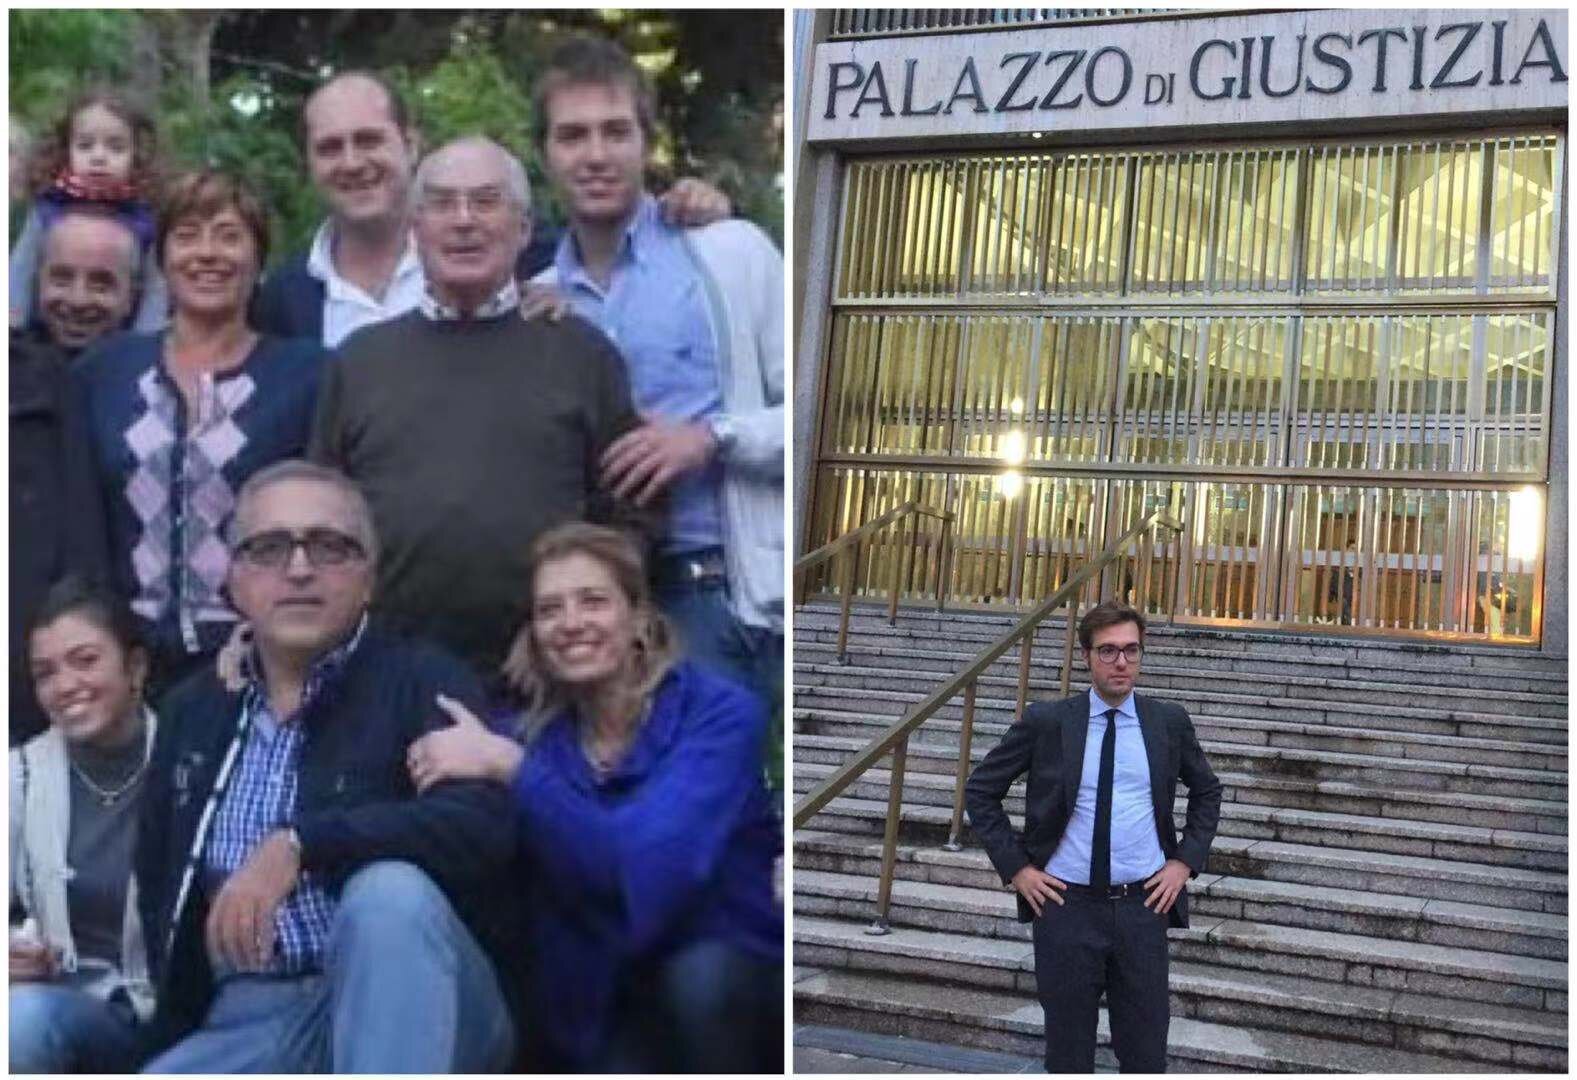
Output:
[255,69,729,348]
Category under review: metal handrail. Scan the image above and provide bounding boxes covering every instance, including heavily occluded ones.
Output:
[794,501,956,662]
[792,505,1185,932]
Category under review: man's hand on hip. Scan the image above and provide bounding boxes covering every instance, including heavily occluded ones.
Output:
[206,830,301,972]
[1010,865,1067,917]
[1143,858,1191,915]
[600,417,717,506]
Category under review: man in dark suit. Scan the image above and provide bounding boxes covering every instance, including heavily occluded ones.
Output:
[965,601,1222,1073]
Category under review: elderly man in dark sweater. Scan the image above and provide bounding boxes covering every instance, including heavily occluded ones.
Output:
[309,136,651,681]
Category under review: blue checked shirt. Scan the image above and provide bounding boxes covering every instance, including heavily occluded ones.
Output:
[202,617,367,977]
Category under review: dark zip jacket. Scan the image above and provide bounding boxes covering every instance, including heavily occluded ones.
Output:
[133,624,524,1054]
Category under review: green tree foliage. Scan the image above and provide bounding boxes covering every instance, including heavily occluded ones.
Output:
[9,10,782,262]
[9,10,137,120]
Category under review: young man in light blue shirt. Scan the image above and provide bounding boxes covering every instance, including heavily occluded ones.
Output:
[533,36,784,711]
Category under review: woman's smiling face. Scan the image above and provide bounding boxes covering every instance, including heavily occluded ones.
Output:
[531,551,638,691]
[29,612,146,748]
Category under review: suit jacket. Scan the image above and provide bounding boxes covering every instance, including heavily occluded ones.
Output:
[964,691,1222,928]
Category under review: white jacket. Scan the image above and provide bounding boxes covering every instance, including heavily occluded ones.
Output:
[537,218,785,632]
[10,715,156,1019]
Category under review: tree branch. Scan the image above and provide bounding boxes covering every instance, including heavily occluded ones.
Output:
[211,48,319,85]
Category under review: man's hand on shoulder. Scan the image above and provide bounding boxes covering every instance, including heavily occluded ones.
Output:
[1143,858,1191,915]
[518,282,571,323]
[659,177,731,227]
[600,416,717,506]
[1010,865,1066,917]
[206,830,301,971]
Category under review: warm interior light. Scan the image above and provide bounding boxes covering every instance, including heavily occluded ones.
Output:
[1508,485,1543,562]
[1000,430,1027,465]
[998,470,1024,500]
[1009,396,1025,415]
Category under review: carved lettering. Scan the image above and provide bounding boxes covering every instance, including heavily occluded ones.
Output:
[1410,25,1427,90]
[996,51,1042,111]
[901,58,943,115]
[1430,23,1483,89]
[1489,20,1507,85]
[1039,50,1087,109]
[943,57,990,114]
[1306,32,1353,94]
[825,61,865,119]
[1510,19,1568,84]
[1190,38,1238,100]
[1357,27,1408,92]
[1259,33,1306,98]
[1085,46,1133,106]
[851,61,895,118]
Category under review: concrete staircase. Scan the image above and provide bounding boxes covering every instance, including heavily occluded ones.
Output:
[792,602,1568,1073]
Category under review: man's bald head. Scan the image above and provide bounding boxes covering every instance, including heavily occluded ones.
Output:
[301,71,419,231]
[37,212,139,352]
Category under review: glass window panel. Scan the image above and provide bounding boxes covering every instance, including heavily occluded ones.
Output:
[820,133,1559,639]
[955,316,1036,459]
[806,465,954,602]
[1488,135,1559,292]
[1119,317,1289,468]
[1480,312,1550,473]
[1180,482,1273,622]
[1031,316,1119,464]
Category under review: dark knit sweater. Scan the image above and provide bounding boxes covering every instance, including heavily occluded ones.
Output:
[309,310,651,678]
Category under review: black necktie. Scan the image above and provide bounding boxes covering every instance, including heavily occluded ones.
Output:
[1090,708,1118,890]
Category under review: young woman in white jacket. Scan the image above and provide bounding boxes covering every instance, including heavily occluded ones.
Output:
[10,577,156,1072]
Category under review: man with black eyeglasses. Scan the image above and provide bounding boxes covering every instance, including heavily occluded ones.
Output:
[966,600,1222,1073]
[134,460,521,1072]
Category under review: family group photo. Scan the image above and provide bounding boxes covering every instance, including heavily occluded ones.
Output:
[10,8,784,1074]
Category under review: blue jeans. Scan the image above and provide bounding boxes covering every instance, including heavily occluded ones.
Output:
[9,983,143,1073]
[656,578,783,713]
[143,861,514,1073]
[601,939,783,1073]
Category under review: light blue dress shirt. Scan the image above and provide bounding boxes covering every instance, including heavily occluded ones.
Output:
[1046,690,1168,886]
[552,195,725,555]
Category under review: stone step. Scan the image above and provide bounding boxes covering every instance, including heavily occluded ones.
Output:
[795,962,1536,1071]
[796,914,1565,1021]
[793,677,1567,770]
[795,639,1568,721]
[794,728,1566,835]
[793,672,1566,751]
[792,712,1568,802]
[793,628,1569,701]
[795,912,1567,1068]
[794,865,1567,964]
[794,1024,1040,1074]
[794,603,1568,683]
[792,825,1568,916]
[792,760,1567,873]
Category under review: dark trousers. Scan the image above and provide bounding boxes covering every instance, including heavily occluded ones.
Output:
[1032,888,1170,1073]
[599,939,783,1073]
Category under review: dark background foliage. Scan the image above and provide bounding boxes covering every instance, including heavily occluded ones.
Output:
[10,9,784,262]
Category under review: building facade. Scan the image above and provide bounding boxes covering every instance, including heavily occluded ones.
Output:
[793,8,1568,652]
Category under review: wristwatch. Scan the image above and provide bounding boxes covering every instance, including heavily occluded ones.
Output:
[707,413,738,456]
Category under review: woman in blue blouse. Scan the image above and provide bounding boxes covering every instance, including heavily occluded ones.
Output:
[72,169,326,690]
[405,522,783,1072]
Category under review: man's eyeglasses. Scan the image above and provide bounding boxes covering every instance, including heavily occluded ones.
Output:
[416,186,510,219]
[234,528,367,570]
[1092,643,1143,664]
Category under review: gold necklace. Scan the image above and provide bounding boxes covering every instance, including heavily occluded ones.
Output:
[68,752,148,807]
[67,715,152,807]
